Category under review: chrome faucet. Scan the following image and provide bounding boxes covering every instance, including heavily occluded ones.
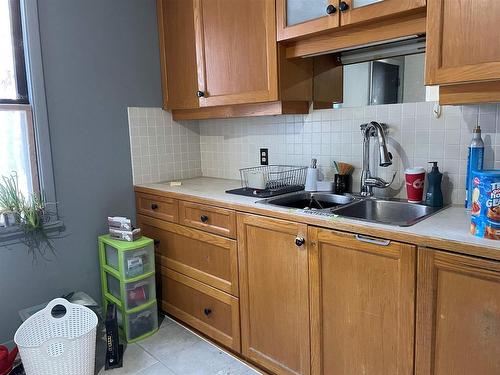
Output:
[360,121,395,197]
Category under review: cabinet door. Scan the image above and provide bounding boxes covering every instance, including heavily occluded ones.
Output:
[309,228,416,375]
[157,0,199,110]
[238,214,310,375]
[193,0,278,107]
[426,0,500,85]
[277,0,340,41]
[339,0,426,26]
[416,248,500,375]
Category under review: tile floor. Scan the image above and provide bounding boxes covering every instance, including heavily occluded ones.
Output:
[96,316,260,375]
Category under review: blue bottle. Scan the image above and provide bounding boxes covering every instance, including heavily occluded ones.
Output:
[425,162,443,207]
[465,125,484,209]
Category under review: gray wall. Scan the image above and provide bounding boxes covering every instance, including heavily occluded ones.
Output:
[0,0,162,343]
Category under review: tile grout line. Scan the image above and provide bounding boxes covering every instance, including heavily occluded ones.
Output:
[159,315,263,374]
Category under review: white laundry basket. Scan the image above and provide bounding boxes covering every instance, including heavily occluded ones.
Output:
[14,298,98,375]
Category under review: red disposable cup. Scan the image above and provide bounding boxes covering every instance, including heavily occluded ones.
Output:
[405,167,426,203]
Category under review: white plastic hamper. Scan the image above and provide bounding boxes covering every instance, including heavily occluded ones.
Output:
[14,298,98,375]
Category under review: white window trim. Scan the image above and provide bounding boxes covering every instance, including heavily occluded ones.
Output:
[0,0,63,242]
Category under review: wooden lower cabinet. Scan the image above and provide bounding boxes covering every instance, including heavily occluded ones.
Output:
[308,227,416,375]
[162,267,241,352]
[416,248,500,375]
[137,214,239,296]
[136,193,178,223]
[238,213,310,375]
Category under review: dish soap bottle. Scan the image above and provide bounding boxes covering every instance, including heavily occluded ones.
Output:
[465,125,484,209]
[425,161,443,208]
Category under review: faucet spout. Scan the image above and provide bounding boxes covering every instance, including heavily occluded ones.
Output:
[360,121,393,196]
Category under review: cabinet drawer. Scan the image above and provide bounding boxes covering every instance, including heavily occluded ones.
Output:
[162,268,241,352]
[136,193,178,223]
[179,201,236,238]
[138,214,238,296]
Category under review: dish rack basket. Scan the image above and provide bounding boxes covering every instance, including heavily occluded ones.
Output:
[240,165,307,191]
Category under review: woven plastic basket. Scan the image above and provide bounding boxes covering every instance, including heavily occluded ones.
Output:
[14,298,98,375]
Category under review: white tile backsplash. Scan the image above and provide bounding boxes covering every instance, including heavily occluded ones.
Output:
[128,107,201,184]
[199,102,500,204]
[128,102,500,205]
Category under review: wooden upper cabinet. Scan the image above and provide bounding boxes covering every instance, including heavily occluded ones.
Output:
[426,0,500,85]
[339,0,426,26]
[309,228,416,375]
[277,0,425,41]
[416,248,500,375]
[157,0,199,110]
[238,214,310,375]
[193,0,278,107]
[277,0,340,41]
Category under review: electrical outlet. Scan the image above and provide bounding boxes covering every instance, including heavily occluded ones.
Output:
[260,148,268,165]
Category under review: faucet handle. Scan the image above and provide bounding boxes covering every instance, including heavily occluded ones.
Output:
[365,172,396,189]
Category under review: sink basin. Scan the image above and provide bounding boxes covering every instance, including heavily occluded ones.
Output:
[332,198,443,226]
[261,192,355,210]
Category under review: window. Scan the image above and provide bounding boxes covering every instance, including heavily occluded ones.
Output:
[1,0,28,103]
[0,0,59,235]
[1,0,38,200]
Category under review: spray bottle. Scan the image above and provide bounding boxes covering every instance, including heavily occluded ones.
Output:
[465,125,484,209]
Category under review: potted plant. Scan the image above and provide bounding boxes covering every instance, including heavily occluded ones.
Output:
[0,173,23,227]
[0,172,57,258]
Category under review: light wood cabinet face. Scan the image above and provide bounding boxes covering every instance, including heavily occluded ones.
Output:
[136,193,178,223]
[426,0,500,85]
[340,0,426,26]
[277,0,340,41]
[277,0,425,41]
[157,0,199,110]
[178,201,237,239]
[137,214,239,297]
[309,228,416,375]
[193,0,278,107]
[416,248,500,375]
[162,267,241,352]
[237,214,310,375]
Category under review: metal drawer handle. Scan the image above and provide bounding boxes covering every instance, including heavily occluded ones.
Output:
[295,237,305,247]
[151,203,158,210]
[203,308,212,316]
[200,215,209,223]
[355,234,390,246]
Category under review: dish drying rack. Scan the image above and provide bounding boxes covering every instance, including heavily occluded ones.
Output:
[226,165,307,198]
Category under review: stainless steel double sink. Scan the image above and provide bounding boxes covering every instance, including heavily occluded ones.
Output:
[258,191,444,227]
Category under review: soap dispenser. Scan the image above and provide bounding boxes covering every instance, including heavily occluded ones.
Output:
[425,161,443,207]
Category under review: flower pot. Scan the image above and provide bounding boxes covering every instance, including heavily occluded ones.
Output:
[1,212,18,227]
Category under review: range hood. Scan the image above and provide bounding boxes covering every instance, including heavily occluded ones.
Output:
[339,36,426,65]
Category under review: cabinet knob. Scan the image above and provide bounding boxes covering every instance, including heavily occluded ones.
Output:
[154,239,160,246]
[151,203,158,210]
[200,215,209,223]
[326,4,337,14]
[339,1,349,12]
[203,308,212,316]
[295,237,305,247]
[197,91,205,98]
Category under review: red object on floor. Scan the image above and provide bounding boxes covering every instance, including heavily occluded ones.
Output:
[0,345,18,375]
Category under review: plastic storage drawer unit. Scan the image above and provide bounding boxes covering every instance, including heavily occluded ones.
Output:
[105,273,156,310]
[103,239,154,278]
[98,235,158,343]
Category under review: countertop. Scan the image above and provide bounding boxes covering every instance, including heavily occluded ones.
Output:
[135,177,500,260]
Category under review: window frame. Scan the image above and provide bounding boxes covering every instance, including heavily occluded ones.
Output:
[1,0,29,104]
[0,0,62,242]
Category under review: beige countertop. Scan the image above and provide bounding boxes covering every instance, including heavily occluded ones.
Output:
[135,177,500,260]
